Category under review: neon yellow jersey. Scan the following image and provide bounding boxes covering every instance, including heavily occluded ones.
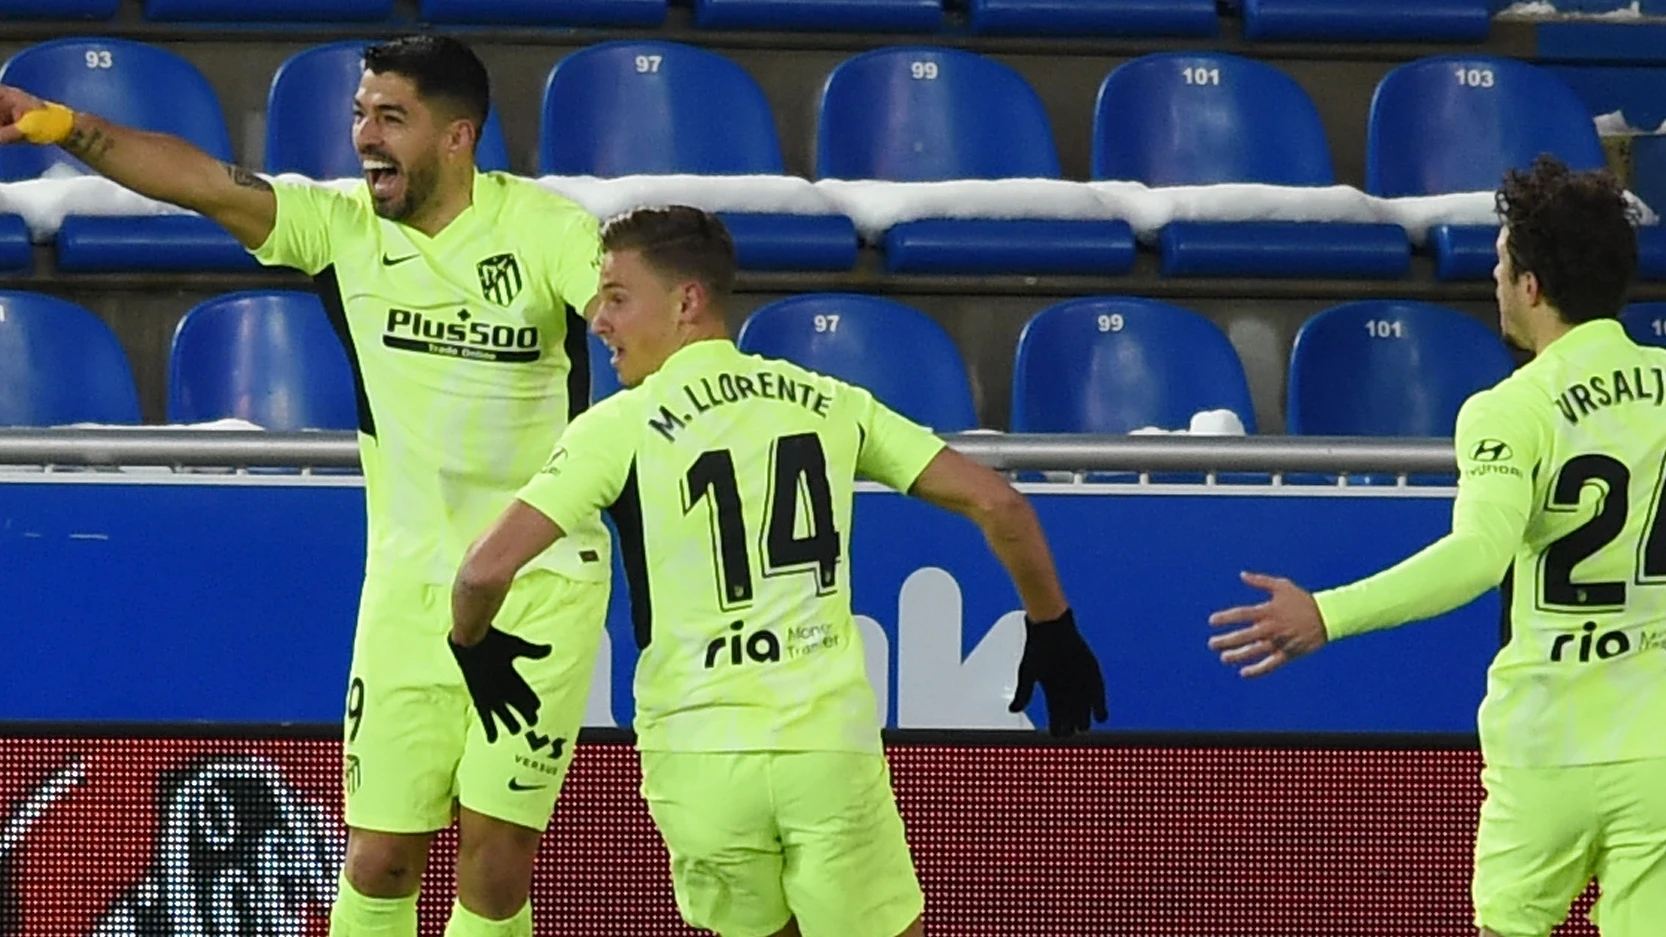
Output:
[1318,319,1666,766]
[516,340,947,753]
[249,172,610,585]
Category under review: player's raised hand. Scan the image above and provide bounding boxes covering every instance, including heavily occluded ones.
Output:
[447,628,552,743]
[1208,571,1328,678]
[1009,608,1109,738]
[0,85,51,146]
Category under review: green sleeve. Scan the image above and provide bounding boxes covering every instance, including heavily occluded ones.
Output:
[854,390,949,493]
[1315,386,1542,639]
[549,210,602,317]
[516,397,633,534]
[248,180,352,275]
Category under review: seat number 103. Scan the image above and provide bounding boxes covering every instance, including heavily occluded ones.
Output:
[683,432,843,611]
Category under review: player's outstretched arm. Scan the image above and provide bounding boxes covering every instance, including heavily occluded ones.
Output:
[0,84,276,249]
[907,447,1108,737]
[452,501,563,648]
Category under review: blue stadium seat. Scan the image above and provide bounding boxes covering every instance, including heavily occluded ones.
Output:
[735,293,978,432]
[0,215,31,272]
[420,0,665,26]
[144,0,392,20]
[266,41,510,179]
[1367,56,1607,281]
[817,47,1134,275]
[541,41,855,272]
[167,291,356,430]
[0,291,140,427]
[1287,301,1515,437]
[1010,297,1256,435]
[968,0,1217,36]
[693,0,941,32]
[1241,0,1490,42]
[1621,302,1666,349]
[0,38,250,272]
[0,0,117,17]
[1093,52,1408,279]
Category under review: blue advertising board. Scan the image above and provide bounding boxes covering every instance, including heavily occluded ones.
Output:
[0,476,1498,735]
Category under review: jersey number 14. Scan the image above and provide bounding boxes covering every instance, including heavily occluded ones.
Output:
[683,432,842,610]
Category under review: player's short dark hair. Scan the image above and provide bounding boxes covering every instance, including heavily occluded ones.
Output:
[601,206,737,305]
[1495,154,1639,325]
[362,35,490,136]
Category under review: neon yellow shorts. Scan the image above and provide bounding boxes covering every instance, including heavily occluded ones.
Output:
[1473,756,1666,936]
[341,569,609,834]
[638,750,925,937]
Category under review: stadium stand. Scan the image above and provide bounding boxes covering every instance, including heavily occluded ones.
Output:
[1010,296,1256,435]
[966,0,1219,37]
[816,46,1135,275]
[540,40,857,271]
[266,41,512,178]
[1621,302,1666,349]
[0,290,141,427]
[735,293,979,432]
[1286,300,1516,437]
[692,0,942,32]
[1093,52,1408,279]
[0,0,118,18]
[143,0,394,21]
[420,0,667,27]
[0,37,254,272]
[166,291,357,430]
[1240,0,1491,42]
[1366,55,1609,281]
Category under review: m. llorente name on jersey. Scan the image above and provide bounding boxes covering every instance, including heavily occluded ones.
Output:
[1555,366,1666,425]
[650,368,834,443]
[382,308,542,364]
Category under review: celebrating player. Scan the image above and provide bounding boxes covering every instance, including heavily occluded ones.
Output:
[450,206,1108,937]
[1207,155,1665,936]
[0,35,612,937]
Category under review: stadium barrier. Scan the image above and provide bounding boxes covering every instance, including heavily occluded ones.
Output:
[6,430,1590,936]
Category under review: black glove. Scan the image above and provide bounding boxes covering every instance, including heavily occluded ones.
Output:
[1008,608,1108,738]
[448,628,552,743]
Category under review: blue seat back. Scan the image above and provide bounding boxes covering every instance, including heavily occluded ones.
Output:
[144,0,394,19]
[0,290,140,426]
[1287,301,1516,436]
[589,331,625,402]
[1621,302,1666,348]
[0,38,231,181]
[265,41,509,178]
[168,290,357,430]
[1011,297,1256,434]
[1093,52,1333,186]
[0,0,118,16]
[817,47,1060,181]
[1367,55,1607,197]
[736,294,978,432]
[540,41,783,176]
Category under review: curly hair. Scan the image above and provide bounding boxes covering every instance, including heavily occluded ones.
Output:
[1495,154,1639,325]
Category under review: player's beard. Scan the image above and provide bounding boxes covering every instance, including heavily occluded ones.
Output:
[373,154,440,223]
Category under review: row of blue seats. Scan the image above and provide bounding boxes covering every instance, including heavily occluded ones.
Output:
[2,0,1503,42]
[16,287,1659,439]
[1,37,1656,281]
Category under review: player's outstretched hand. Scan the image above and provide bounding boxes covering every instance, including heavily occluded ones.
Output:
[0,85,50,146]
[1008,608,1109,738]
[1207,571,1328,678]
[447,628,552,743]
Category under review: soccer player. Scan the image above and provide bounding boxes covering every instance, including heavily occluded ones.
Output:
[450,206,1109,937]
[1206,155,1666,937]
[0,36,611,937]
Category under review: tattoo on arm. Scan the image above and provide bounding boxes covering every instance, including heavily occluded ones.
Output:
[224,163,272,192]
[60,125,114,162]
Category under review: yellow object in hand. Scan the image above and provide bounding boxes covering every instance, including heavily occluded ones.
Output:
[16,102,75,145]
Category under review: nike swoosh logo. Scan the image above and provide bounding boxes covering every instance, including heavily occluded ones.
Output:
[382,254,418,266]
[507,779,547,792]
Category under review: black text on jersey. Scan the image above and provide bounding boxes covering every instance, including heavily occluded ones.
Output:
[705,620,781,669]
[381,308,542,363]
